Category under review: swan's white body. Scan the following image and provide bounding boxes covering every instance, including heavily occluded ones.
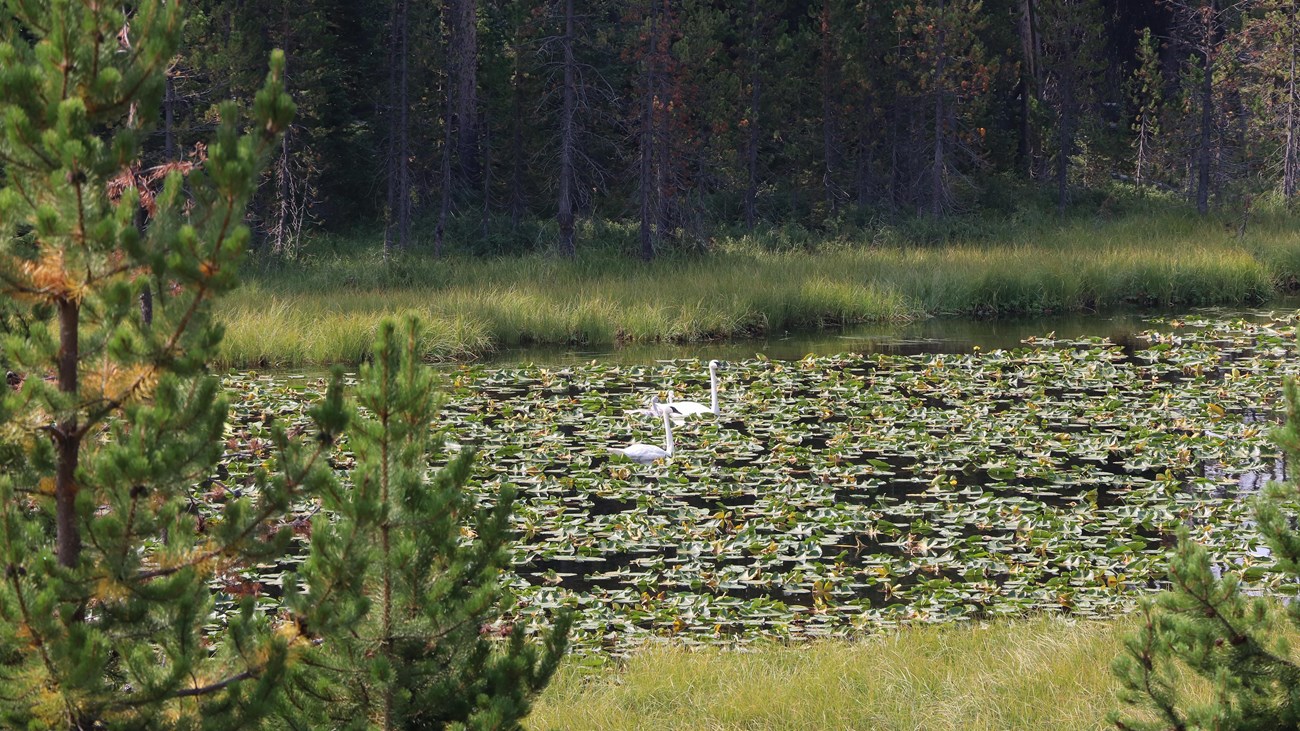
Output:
[665,360,721,417]
[612,398,674,464]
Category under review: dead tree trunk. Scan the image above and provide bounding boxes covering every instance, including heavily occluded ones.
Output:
[1197,35,1213,215]
[1286,0,1298,199]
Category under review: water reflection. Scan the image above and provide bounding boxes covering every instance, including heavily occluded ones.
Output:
[485,298,1300,367]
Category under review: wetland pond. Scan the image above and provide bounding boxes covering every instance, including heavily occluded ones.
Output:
[215,305,1300,655]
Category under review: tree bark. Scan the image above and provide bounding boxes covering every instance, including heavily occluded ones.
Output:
[510,43,526,231]
[1018,0,1042,176]
[451,0,480,188]
[164,69,176,161]
[931,3,948,218]
[1286,0,1298,199]
[1197,35,1213,215]
[744,0,759,230]
[56,298,80,569]
[557,0,577,258]
[437,18,455,258]
[1056,73,1074,215]
[638,1,660,262]
[398,0,410,247]
[383,0,403,257]
[820,0,838,215]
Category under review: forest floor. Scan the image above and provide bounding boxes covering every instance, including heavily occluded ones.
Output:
[216,207,1300,368]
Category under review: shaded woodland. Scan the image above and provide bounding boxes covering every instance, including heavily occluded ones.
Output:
[171,0,1300,258]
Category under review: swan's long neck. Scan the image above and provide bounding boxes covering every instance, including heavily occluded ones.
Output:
[663,407,674,456]
[709,364,719,414]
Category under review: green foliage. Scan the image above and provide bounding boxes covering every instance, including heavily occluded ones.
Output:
[1110,381,1300,730]
[0,2,309,727]
[282,317,569,730]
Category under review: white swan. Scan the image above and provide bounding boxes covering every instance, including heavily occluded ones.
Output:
[665,360,723,417]
[611,397,674,464]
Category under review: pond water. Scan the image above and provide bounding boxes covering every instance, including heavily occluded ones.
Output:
[484,297,1300,366]
[218,308,1300,654]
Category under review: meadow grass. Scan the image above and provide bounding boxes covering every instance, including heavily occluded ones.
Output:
[525,615,1215,731]
[215,207,1300,367]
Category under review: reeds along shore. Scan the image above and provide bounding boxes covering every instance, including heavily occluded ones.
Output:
[214,210,1300,369]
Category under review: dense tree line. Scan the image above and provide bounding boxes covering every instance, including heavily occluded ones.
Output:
[165,0,1300,258]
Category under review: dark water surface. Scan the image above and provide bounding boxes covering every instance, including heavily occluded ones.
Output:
[484,296,1300,366]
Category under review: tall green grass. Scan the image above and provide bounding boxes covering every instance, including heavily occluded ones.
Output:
[526,615,1212,731]
[215,208,1300,367]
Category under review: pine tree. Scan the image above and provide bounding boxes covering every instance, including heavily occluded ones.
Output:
[1111,380,1300,730]
[893,0,996,217]
[1129,26,1164,188]
[0,2,309,728]
[281,317,570,730]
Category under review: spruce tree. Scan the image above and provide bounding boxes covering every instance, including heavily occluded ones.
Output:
[1111,380,1300,730]
[281,317,570,730]
[0,2,315,728]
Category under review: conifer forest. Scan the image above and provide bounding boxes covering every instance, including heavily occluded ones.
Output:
[179,0,1300,257]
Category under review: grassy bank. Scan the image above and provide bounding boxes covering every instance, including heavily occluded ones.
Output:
[216,208,1300,367]
[525,616,1192,731]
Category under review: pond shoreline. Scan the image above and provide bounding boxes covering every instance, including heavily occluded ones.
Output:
[214,211,1300,369]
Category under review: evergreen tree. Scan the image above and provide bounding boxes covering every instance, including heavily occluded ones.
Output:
[1129,26,1164,187]
[281,318,571,730]
[1111,380,1300,730]
[1037,0,1104,212]
[0,2,311,728]
[1239,0,1300,201]
[893,0,995,216]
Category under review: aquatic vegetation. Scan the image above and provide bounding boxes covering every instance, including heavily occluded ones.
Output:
[210,311,1300,655]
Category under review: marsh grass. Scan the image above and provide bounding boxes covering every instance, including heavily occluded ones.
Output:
[217,209,1300,367]
[525,615,1222,731]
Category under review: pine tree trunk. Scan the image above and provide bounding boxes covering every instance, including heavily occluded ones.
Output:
[397,0,410,248]
[557,0,577,258]
[1286,0,1298,199]
[1136,116,1148,186]
[1018,0,1041,176]
[744,0,759,230]
[384,0,401,257]
[820,0,838,215]
[1056,76,1073,215]
[481,111,491,243]
[931,6,947,218]
[437,41,454,258]
[1197,41,1213,215]
[638,2,659,262]
[510,52,525,231]
[164,70,176,161]
[56,298,80,569]
[451,0,480,188]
